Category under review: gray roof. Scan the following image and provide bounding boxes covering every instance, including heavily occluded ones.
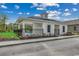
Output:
[28,16,61,23]
[63,19,79,25]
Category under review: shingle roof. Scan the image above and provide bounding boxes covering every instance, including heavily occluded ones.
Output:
[28,16,61,23]
[63,19,79,25]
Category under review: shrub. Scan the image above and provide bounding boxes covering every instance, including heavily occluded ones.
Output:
[0,32,19,40]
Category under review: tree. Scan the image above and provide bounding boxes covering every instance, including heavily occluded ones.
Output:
[16,17,26,23]
[15,16,32,30]
[0,14,8,32]
[15,16,28,30]
[6,23,13,32]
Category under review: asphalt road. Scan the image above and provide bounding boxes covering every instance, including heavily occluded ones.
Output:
[0,37,79,56]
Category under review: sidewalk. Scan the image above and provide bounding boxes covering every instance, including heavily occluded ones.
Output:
[0,35,79,47]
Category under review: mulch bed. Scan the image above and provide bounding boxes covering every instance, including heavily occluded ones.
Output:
[0,38,18,42]
[0,35,69,42]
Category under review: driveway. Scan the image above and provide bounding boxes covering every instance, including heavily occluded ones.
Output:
[0,37,79,56]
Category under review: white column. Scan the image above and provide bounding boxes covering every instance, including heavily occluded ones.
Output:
[32,23,35,34]
[65,25,68,33]
[43,23,47,35]
[59,25,63,35]
[22,23,25,37]
[51,24,55,35]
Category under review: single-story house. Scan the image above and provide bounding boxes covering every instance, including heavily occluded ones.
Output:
[63,19,79,34]
[17,13,79,37]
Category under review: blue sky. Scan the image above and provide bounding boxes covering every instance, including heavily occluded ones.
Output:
[0,3,79,23]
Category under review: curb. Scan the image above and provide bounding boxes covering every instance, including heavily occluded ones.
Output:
[0,35,79,48]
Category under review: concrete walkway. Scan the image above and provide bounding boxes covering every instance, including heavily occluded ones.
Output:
[0,35,79,47]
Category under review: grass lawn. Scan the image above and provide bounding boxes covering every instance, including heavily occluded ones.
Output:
[0,32,19,40]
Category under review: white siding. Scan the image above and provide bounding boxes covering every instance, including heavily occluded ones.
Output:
[59,25,68,35]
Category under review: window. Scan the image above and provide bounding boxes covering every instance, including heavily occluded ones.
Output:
[25,24,32,33]
[47,25,51,32]
[62,26,65,32]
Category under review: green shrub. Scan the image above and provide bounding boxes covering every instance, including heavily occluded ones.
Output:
[0,32,19,40]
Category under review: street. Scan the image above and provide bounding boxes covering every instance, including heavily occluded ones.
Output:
[0,37,79,56]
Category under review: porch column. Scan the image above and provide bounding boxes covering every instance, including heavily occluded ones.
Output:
[43,23,47,35]
[22,23,25,37]
[65,25,68,33]
[32,23,35,34]
[59,25,63,35]
[51,24,55,36]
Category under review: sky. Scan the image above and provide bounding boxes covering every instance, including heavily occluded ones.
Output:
[0,3,79,23]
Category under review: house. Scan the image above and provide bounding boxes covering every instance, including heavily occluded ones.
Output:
[18,13,68,37]
[64,19,79,34]
[16,12,79,37]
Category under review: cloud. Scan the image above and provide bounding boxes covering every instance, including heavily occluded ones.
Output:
[5,11,13,13]
[64,9,71,16]
[47,10,61,17]
[18,12,23,15]
[39,3,60,7]
[34,14,40,16]
[36,7,45,10]
[33,3,38,6]
[0,5,7,9]
[31,3,46,10]
[65,8,69,12]
[32,3,59,7]
[31,3,39,8]
[55,16,60,19]
[48,15,60,20]
[31,3,59,10]
[15,5,20,9]
[45,3,60,7]
[18,12,30,15]
[72,8,78,11]
[63,12,71,16]
[47,10,61,20]
[73,3,78,5]
[26,12,30,15]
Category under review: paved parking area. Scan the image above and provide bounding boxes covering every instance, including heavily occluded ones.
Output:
[0,37,79,56]
[0,35,79,47]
